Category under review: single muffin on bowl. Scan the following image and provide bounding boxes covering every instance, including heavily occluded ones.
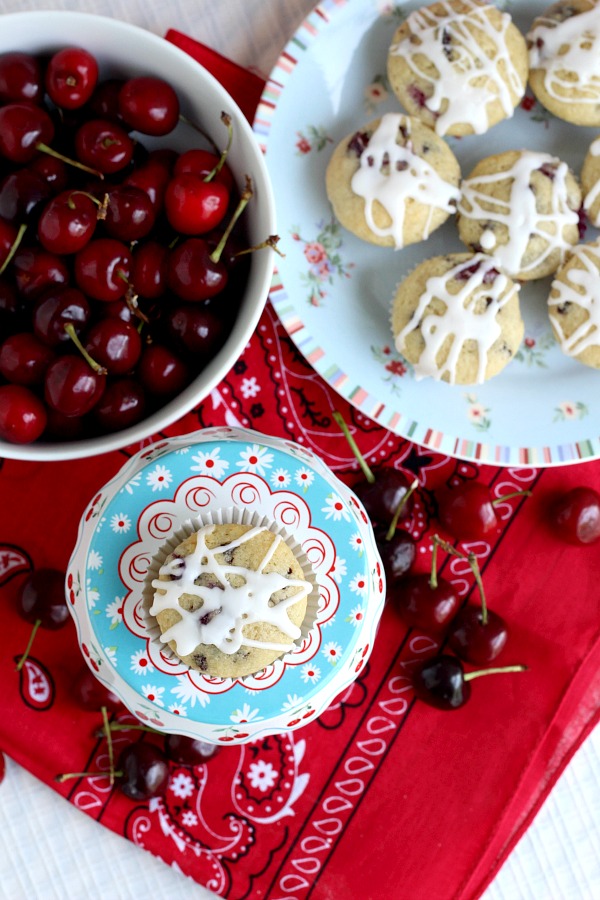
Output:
[387,0,528,137]
[527,0,600,127]
[150,522,311,678]
[547,239,600,369]
[457,149,581,281]
[391,252,523,384]
[325,112,461,249]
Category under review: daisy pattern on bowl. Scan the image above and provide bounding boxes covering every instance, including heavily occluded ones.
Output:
[106,596,124,629]
[329,556,347,584]
[104,646,117,666]
[323,641,343,665]
[142,684,165,707]
[171,675,211,709]
[349,532,365,556]
[281,693,303,713]
[130,648,154,675]
[86,578,100,610]
[271,467,291,488]
[190,447,230,478]
[230,703,262,724]
[109,512,131,534]
[349,572,369,596]
[146,464,173,492]
[346,605,365,626]
[87,549,103,571]
[168,702,187,716]
[236,444,274,475]
[300,662,321,684]
[322,493,351,522]
[294,466,314,491]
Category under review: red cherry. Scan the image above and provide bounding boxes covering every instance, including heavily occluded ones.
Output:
[33,286,91,347]
[0,103,54,163]
[0,332,54,385]
[29,155,69,193]
[74,238,131,302]
[0,215,19,267]
[390,572,459,632]
[88,77,126,122]
[15,567,70,670]
[93,378,146,431]
[412,655,470,710]
[167,305,226,356]
[131,240,169,298]
[174,148,234,191]
[73,666,121,712]
[117,743,170,800]
[375,528,416,583]
[0,52,43,104]
[437,482,498,541]
[164,734,220,765]
[44,355,105,416]
[550,486,600,545]
[12,246,69,299]
[0,384,47,443]
[124,150,173,212]
[104,185,155,241]
[37,190,98,254]
[138,344,190,396]
[118,76,180,136]
[168,237,228,301]
[0,167,51,223]
[448,606,508,664]
[354,468,415,525]
[84,318,142,375]
[75,119,134,174]
[45,47,99,109]
[164,172,229,235]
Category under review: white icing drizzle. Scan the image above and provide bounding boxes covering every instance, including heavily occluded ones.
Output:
[395,253,520,384]
[583,137,600,225]
[389,0,525,135]
[350,113,460,248]
[548,241,600,357]
[528,4,600,104]
[150,525,310,658]
[458,151,579,276]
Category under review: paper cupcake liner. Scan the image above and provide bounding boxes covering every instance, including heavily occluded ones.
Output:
[142,506,320,673]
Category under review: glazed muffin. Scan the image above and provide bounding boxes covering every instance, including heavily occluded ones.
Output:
[457,149,581,280]
[387,0,528,137]
[547,239,600,368]
[527,0,600,127]
[391,252,523,384]
[581,136,600,227]
[150,523,310,679]
[325,112,461,249]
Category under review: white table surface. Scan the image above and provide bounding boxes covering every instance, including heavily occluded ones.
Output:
[0,1,598,897]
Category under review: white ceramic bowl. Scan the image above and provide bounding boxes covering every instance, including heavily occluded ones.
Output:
[66,427,386,744]
[0,11,276,461]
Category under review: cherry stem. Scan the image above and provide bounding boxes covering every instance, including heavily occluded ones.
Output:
[36,141,104,180]
[431,535,488,623]
[0,222,26,276]
[205,111,232,182]
[463,664,528,682]
[55,769,123,783]
[491,489,532,507]
[125,287,149,324]
[210,175,253,265]
[385,477,419,541]
[101,705,116,786]
[15,618,41,671]
[332,409,375,483]
[67,190,109,220]
[234,234,284,258]
[430,540,439,590]
[64,322,107,375]
[95,721,159,737]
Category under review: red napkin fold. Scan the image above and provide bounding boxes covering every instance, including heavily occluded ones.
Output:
[0,31,598,900]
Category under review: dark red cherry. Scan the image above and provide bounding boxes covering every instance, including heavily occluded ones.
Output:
[174,147,234,191]
[437,482,498,541]
[73,666,121,712]
[93,378,146,431]
[84,318,142,375]
[117,742,169,800]
[29,155,69,194]
[448,606,508,664]
[124,151,173,212]
[44,355,105,416]
[74,238,131,302]
[168,237,228,302]
[88,78,126,122]
[355,468,415,525]
[0,332,54,385]
[164,733,220,765]
[75,118,134,174]
[104,185,155,241]
[164,172,229,235]
[131,240,169,298]
[549,486,600,545]
[12,246,69,299]
[412,655,470,710]
[118,76,179,136]
[375,528,416,584]
[0,103,54,163]
[390,572,459,632]
[167,305,226,356]
[0,168,51,223]
[37,190,98,254]
[33,286,91,347]
[138,344,190,396]
[18,568,69,628]
[0,215,19,268]
[0,52,43,103]
[45,46,98,109]
[0,384,47,443]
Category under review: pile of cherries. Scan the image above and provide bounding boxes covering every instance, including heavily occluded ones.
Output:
[0,45,255,445]
[336,412,600,710]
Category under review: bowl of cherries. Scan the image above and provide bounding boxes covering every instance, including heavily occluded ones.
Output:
[0,11,276,460]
